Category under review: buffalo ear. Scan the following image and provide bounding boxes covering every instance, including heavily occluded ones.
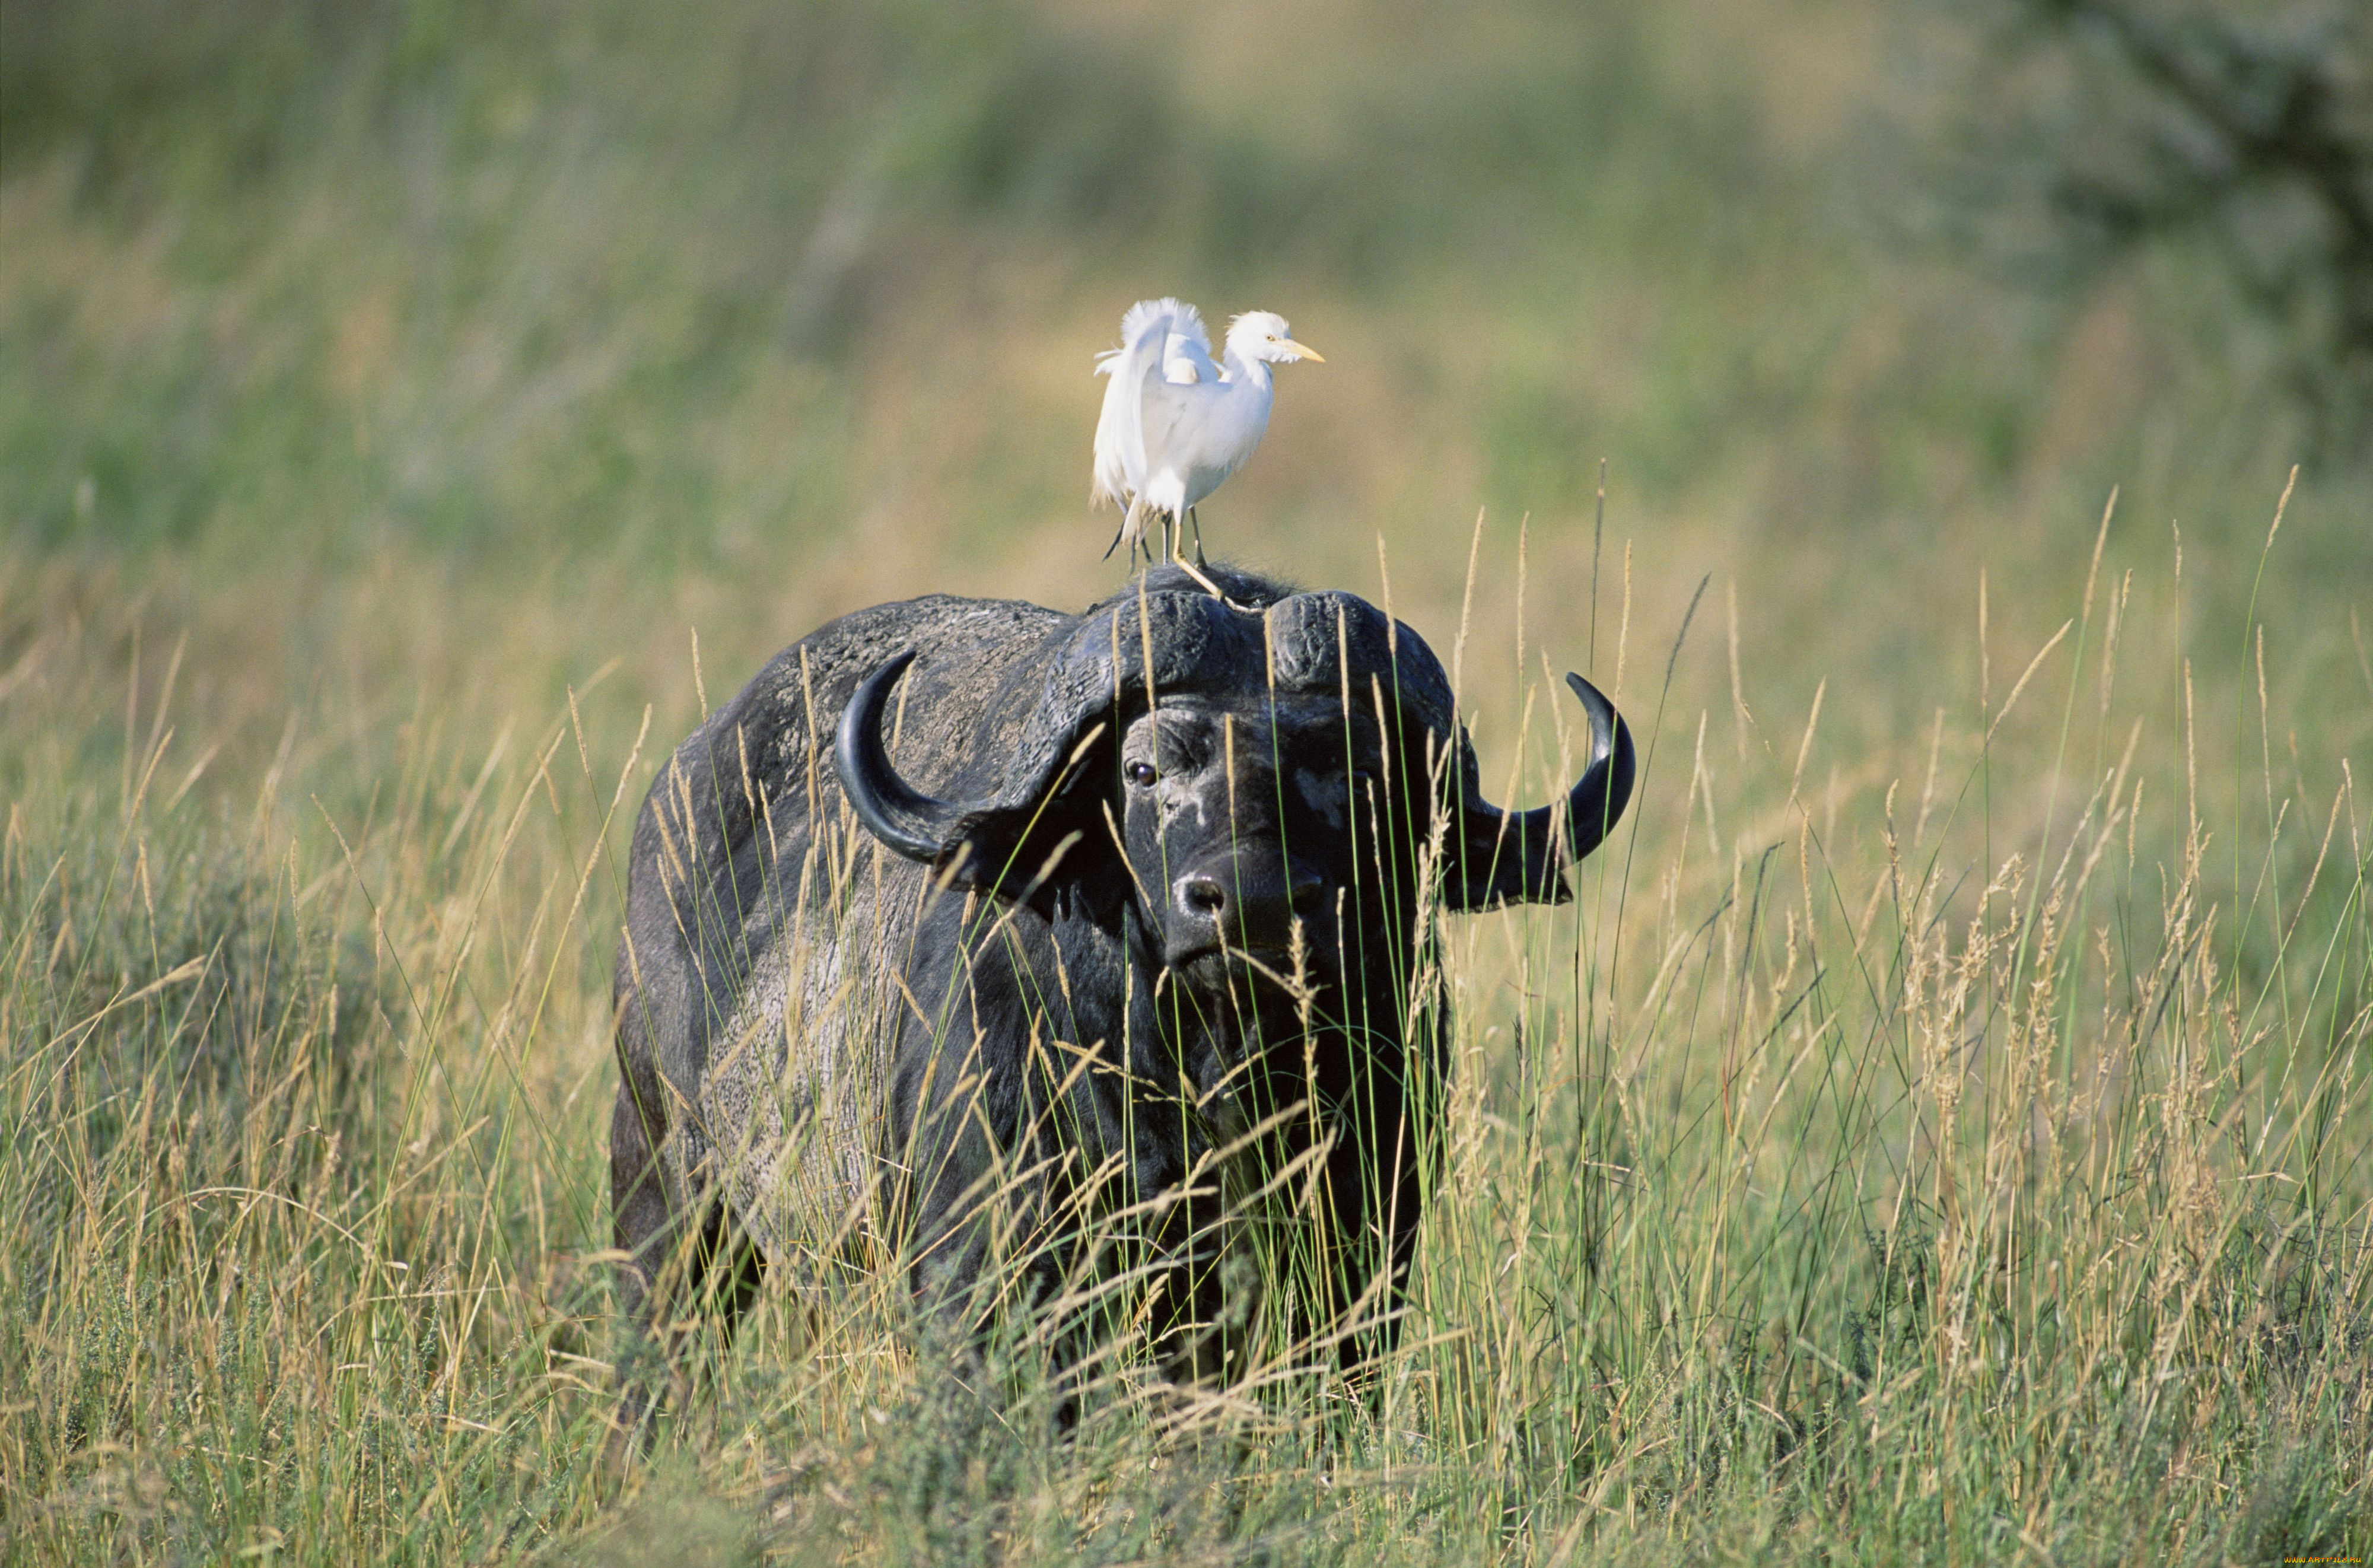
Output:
[931,805,1099,908]
[916,718,1120,911]
[1443,828,1572,911]
[1438,674,1633,912]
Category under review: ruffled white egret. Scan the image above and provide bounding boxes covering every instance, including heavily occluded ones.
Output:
[1091,297,1323,567]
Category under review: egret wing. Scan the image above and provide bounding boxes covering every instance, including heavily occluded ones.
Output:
[1164,365,1274,513]
[1137,376,1202,472]
[1160,304,1215,385]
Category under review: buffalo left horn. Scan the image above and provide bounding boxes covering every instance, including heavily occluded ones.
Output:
[1446,672,1636,909]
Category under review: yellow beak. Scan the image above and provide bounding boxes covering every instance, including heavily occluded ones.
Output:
[1279,340,1325,363]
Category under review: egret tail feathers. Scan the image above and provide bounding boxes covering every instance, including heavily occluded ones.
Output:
[1091,305,1174,512]
[1118,297,1209,362]
[1109,313,1169,502]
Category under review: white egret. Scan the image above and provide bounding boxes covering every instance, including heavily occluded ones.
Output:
[1091,296,1323,568]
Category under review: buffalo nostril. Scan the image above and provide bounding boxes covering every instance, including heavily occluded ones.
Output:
[1289,868,1325,914]
[1178,873,1228,918]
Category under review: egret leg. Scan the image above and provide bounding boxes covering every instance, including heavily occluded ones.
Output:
[1175,557,1250,610]
[1118,497,1150,570]
[1188,507,1207,567]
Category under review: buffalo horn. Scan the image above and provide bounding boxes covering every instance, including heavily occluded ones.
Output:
[834,651,975,863]
[1453,672,1636,905]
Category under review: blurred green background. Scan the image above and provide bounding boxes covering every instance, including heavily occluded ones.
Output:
[5,0,2361,646]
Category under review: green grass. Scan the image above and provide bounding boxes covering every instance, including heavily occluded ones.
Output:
[4,0,2370,1561]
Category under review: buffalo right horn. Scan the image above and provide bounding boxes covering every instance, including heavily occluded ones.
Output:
[835,651,977,864]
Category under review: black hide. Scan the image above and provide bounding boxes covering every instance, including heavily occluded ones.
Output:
[610,565,1633,1392]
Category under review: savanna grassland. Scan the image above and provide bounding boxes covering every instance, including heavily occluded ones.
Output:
[4,1,2369,1561]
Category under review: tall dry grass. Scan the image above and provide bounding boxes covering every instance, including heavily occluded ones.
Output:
[4,482,2365,1563]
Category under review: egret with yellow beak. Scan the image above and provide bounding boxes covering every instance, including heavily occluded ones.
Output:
[1091,297,1323,567]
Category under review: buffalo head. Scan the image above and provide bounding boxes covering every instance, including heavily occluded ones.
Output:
[835,576,1635,994]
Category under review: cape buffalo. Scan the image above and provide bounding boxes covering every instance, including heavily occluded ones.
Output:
[610,564,1633,1395]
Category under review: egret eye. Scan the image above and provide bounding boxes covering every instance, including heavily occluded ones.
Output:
[1126,761,1157,788]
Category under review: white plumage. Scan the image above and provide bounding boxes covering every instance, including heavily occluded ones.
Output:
[1091,296,1323,565]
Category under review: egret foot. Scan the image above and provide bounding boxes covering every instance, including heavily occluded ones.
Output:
[1175,556,1255,612]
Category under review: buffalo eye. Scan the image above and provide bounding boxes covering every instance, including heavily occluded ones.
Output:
[1125,761,1157,788]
